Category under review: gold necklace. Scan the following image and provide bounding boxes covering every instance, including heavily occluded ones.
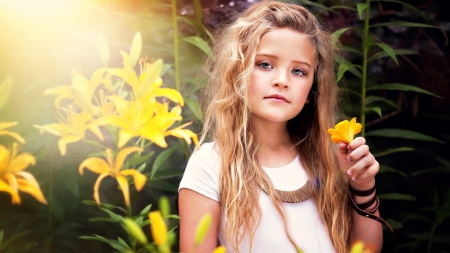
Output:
[261,180,312,203]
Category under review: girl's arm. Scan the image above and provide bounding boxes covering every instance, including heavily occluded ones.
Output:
[179,188,221,253]
[336,137,383,252]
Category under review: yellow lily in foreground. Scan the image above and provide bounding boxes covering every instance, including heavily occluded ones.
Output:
[350,241,375,253]
[0,143,47,205]
[149,211,169,253]
[78,147,146,206]
[0,122,25,144]
[34,107,104,156]
[327,117,362,144]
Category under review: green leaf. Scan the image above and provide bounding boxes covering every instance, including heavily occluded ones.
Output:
[185,97,203,122]
[180,36,212,57]
[367,83,442,97]
[337,45,362,54]
[151,146,178,179]
[356,3,368,19]
[124,218,148,244]
[373,147,414,157]
[99,208,126,222]
[332,28,353,42]
[150,169,184,180]
[82,200,126,214]
[374,43,398,64]
[117,237,131,250]
[0,75,13,111]
[88,217,117,223]
[139,204,152,215]
[337,63,357,82]
[365,95,399,109]
[378,193,416,201]
[365,129,446,144]
[149,181,179,192]
[136,162,146,173]
[0,230,3,245]
[334,56,362,78]
[370,22,438,28]
[0,231,29,250]
[129,32,142,66]
[127,151,154,168]
[379,165,407,177]
[368,49,419,62]
[385,219,403,229]
[365,107,382,117]
[79,235,130,252]
[97,34,109,66]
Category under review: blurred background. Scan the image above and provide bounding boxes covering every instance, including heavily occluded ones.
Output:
[0,0,449,252]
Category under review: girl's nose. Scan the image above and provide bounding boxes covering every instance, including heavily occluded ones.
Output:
[272,70,289,88]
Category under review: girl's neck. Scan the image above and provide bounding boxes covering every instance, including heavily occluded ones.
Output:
[251,119,298,168]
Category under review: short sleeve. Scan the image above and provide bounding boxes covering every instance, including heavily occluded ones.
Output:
[178,142,220,202]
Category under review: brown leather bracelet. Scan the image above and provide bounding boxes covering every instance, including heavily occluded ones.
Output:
[348,190,394,233]
[356,192,378,210]
[348,181,376,196]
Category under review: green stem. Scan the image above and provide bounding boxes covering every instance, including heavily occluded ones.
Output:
[171,0,191,159]
[45,168,54,253]
[360,0,371,136]
[171,0,180,92]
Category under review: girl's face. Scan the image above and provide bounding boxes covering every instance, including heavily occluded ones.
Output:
[249,28,316,125]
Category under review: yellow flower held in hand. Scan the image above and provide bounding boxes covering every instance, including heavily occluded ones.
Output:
[0,143,47,205]
[350,241,375,253]
[78,147,146,206]
[327,117,362,144]
[149,211,168,249]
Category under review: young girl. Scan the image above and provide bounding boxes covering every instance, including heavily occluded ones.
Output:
[178,1,391,252]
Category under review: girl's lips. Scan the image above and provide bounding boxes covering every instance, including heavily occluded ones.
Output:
[264,94,289,103]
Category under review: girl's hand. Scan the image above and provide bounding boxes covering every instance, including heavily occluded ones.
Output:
[337,137,378,190]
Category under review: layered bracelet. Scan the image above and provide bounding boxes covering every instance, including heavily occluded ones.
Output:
[348,181,393,233]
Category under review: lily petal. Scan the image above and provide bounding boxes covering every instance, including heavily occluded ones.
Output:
[0,180,21,204]
[7,152,36,173]
[0,122,18,131]
[93,173,109,205]
[114,147,143,172]
[0,130,26,144]
[120,169,147,191]
[327,118,362,144]
[116,175,130,207]
[17,176,47,204]
[58,135,83,156]
[79,157,110,175]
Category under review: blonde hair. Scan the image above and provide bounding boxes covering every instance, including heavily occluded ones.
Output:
[199,1,351,252]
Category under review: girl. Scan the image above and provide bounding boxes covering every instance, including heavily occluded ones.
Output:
[179,1,391,252]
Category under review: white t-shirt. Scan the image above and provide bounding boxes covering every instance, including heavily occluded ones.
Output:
[179,142,336,253]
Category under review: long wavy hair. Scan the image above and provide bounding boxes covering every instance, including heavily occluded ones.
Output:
[199,1,351,252]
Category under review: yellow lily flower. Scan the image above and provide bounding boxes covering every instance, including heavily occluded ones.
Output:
[149,211,169,251]
[350,241,375,253]
[44,68,108,112]
[34,107,104,156]
[110,53,184,104]
[0,122,25,144]
[327,117,362,144]
[212,246,226,253]
[78,147,146,206]
[0,143,47,205]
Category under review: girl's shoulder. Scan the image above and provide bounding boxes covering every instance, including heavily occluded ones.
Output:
[191,141,220,162]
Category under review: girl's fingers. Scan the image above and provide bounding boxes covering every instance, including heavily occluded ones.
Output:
[347,153,376,177]
[347,144,370,162]
[347,137,366,151]
[350,162,379,184]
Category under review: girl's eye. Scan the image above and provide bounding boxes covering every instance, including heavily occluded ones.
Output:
[258,62,273,69]
[292,68,305,76]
